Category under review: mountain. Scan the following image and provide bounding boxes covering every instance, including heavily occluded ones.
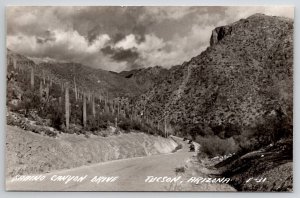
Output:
[7,49,142,98]
[133,13,293,137]
[118,66,169,90]
[38,62,142,97]
[6,13,293,138]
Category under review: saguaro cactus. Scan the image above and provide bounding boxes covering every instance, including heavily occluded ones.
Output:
[46,84,49,99]
[30,66,35,89]
[92,94,96,118]
[13,58,17,70]
[117,100,120,117]
[58,97,62,106]
[157,121,160,131]
[39,81,43,97]
[7,57,11,67]
[164,117,167,138]
[83,93,87,128]
[99,93,102,102]
[73,76,78,101]
[65,83,70,130]
[49,77,53,87]
[115,117,118,128]
[42,70,46,85]
[61,82,64,93]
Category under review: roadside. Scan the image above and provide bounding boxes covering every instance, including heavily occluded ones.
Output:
[6,125,178,178]
[6,137,193,191]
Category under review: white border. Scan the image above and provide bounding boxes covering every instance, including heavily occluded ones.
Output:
[0,1,298,197]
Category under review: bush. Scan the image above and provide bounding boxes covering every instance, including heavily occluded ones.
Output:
[13,90,41,116]
[175,166,185,174]
[118,120,132,131]
[86,115,108,131]
[243,109,292,147]
[180,123,214,140]
[50,109,64,130]
[197,136,239,158]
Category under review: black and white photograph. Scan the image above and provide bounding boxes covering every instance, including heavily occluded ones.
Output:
[5,6,293,192]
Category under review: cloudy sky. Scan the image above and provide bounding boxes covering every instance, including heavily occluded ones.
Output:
[6,6,293,72]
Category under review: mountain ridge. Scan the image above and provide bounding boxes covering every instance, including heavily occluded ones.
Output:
[133,13,293,137]
[7,49,142,98]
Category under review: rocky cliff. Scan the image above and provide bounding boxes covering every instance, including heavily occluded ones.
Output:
[134,13,293,137]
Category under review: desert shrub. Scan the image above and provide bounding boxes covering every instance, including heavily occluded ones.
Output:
[43,128,57,137]
[50,109,64,130]
[244,109,292,147]
[98,113,115,125]
[226,109,293,157]
[180,123,214,140]
[131,121,142,131]
[224,123,241,138]
[14,90,41,116]
[118,119,132,132]
[69,101,83,125]
[117,117,162,136]
[210,124,224,137]
[175,166,185,173]
[188,125,200,140]
[197,136,239,158]
[86,115,108,132]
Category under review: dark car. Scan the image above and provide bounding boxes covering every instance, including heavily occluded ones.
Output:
[188,140,193,144]
[189,144,195,152]
[183,137,187,141]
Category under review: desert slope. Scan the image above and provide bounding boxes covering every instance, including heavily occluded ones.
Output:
[134,14,293,137]
[7,49,142,98]
[6,125,178,178]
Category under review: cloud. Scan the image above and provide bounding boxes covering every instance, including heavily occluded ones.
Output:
[6,6,294,72]
[101,45,140,68]
[115,34,138,50]
[7,29,112,68]
[36,30,56,44]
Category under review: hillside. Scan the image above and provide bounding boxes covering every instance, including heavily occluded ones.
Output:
[6,49,163,138]
[39,61,142,97]
[134,14,293,139]
[6,125,178,178]
[118,66,170,90]
[7,49,142,98]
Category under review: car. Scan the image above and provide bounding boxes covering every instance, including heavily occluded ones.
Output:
[183,137,187,141]
[189,144,195,152]
[188,140,193,144]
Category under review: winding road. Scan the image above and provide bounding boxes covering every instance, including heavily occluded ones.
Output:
[6,137,196,191]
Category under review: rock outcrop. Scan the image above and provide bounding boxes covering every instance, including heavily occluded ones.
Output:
[210,26,232,46]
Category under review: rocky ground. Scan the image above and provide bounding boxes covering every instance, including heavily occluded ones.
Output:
[178,138,293,192]
[216,139,293,191]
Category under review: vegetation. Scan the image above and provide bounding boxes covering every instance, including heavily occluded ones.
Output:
[6,57,167,138]
[6,14,293,162]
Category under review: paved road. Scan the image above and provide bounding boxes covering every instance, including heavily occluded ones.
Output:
[6,137,195,191]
